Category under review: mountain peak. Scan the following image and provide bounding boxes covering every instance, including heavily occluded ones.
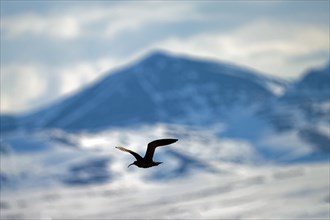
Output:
[142,50,176,62]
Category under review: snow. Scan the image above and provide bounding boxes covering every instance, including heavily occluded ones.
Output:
[1,124,329,219]
[1,162,328,219]
[265,81,287,96]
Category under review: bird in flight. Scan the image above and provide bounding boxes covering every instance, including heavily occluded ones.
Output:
[115,139,178,168]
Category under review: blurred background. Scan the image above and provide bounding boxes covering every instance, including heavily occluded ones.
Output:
[1,1,329,219]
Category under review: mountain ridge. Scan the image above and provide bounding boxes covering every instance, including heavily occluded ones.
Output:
[1,51,289,132]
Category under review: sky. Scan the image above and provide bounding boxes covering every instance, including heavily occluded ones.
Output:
[1,1,329,114]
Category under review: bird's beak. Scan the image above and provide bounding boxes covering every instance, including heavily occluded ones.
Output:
[128,163,134,168]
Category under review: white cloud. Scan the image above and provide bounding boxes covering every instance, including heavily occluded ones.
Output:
[58,59,116,96]
[1,2,199,41]
[1,64,47,113]
[49,16,80,39]
[84,2,203,40]
[1,13,80,40]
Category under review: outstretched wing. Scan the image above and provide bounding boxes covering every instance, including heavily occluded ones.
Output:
[115,147,143,161]
[144,139,178,162]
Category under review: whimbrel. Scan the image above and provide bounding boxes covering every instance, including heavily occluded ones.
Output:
[115,139,178,168]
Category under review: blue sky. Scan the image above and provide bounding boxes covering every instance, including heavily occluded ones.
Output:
[1,1,329,114]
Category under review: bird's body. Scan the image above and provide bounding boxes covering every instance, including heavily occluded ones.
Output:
[115,139,178,168]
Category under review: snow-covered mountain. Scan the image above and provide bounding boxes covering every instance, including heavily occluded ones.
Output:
[2,51,286,132]
[0,51,329,219]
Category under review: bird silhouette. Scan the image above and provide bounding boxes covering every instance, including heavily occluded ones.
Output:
[115,139,178,168]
